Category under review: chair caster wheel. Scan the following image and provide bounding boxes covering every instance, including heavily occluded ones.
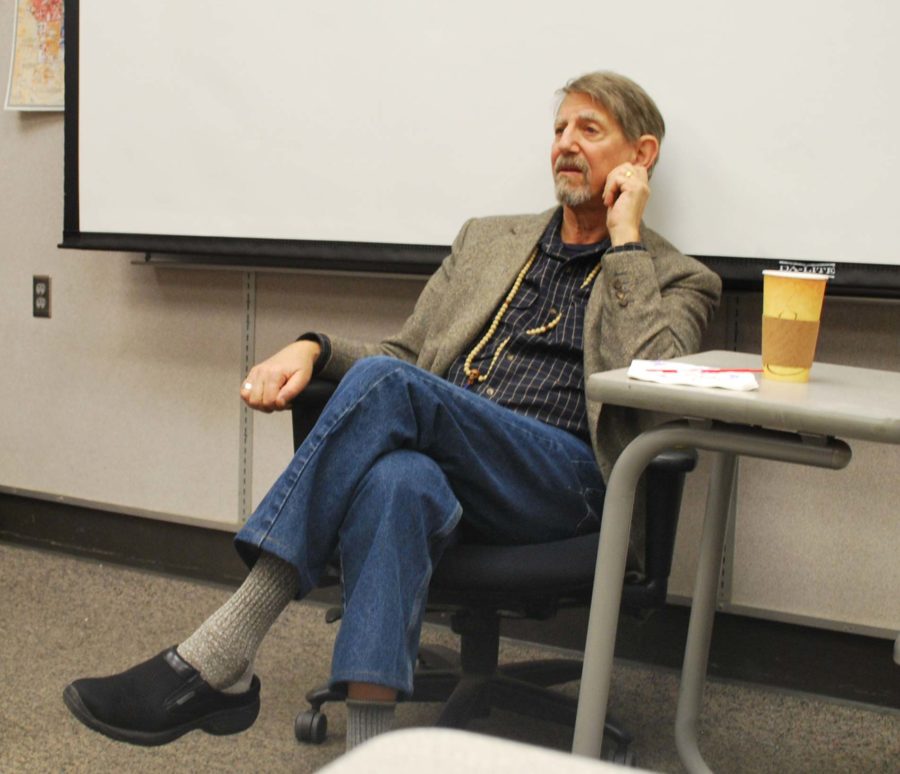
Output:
[611,744,635,767]
[295,709,328,744]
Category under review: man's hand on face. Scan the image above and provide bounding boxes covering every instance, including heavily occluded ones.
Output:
[603,162,651,247]
[240,339,321,413]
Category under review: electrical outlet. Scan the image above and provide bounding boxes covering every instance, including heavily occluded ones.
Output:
[33,275,51,318]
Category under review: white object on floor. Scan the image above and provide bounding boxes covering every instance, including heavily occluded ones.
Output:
[318,727,656,773]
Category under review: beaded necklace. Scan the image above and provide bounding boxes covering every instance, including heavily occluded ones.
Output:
[463,248,603,386]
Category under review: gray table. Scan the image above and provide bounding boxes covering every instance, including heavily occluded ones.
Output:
[572,350,900,771]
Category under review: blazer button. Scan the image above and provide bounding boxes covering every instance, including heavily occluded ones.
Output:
[613,280,624,291]
[618,297,630,307]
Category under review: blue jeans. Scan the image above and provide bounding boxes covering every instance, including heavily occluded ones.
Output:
[235,356,606,697]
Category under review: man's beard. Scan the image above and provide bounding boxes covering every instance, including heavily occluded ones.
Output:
[554,155,592,207]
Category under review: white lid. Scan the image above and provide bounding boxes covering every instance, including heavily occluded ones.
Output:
[762,270,830,280]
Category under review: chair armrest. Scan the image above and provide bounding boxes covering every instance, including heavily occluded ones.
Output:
[644,448,698,474]
[291,379,339,450]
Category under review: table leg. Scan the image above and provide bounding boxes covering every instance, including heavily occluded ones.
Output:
[573,426,685,758]
[570,460,637,758]
[675,451,738,774]
[572,420,849,761]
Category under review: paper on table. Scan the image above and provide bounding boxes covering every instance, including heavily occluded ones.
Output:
[627,360,759,391]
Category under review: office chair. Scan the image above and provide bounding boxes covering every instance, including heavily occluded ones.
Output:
[290,378,695,763]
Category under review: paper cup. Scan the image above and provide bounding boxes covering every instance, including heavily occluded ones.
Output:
[761,271,828,382]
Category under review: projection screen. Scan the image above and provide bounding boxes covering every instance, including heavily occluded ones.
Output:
[62,0,900,294]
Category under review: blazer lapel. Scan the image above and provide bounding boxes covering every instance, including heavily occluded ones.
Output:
[431,208,557,376]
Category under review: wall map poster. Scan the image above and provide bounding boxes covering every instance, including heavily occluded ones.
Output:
[5,0,64,110]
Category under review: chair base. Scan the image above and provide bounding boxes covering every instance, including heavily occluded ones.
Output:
[295,609,634,764]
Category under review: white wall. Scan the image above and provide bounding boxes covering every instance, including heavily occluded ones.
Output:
[1,7,898,636]
[1,116,244,526]
[669,297,900,636]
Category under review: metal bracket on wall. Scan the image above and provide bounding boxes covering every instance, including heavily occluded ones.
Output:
[238,271,256,522]
[719,464,739,608]
[717,292,742,609]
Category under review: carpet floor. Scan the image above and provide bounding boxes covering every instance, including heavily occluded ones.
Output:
[1,542,896,773]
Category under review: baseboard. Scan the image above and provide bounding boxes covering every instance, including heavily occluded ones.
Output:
[0,491,247,585]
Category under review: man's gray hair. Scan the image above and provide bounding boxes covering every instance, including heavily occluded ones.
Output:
[560,71,666,147]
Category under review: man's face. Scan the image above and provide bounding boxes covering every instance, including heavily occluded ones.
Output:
[551,92,637,208]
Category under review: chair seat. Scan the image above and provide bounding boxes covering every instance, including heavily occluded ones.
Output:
[432,533,599,593]
[431,532,663,615]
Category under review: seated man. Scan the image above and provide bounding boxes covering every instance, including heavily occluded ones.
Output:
[63,71,721,751]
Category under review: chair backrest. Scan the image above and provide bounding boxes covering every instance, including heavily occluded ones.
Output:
[291,378,695,617]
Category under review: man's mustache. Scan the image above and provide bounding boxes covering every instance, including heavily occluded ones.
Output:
[554,155,589,175]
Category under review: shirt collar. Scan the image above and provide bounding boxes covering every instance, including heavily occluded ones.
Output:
[539,208,611,262]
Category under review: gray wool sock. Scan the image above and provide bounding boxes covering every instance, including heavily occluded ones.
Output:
[345,700,397,751]
[177,551,300,691]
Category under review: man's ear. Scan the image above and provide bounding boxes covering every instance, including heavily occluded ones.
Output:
[632,134,660,171]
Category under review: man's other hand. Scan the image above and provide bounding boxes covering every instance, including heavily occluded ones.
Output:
[240,339,321,412]
[603,162,651,247]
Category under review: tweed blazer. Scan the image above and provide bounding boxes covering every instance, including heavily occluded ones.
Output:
[320,207,721,484]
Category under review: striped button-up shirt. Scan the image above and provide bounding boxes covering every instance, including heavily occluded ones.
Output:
[445,211,610,443]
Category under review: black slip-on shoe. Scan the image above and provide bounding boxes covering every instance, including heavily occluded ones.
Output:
[63,647,261,746]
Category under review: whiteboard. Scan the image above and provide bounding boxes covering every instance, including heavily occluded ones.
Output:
[66,0,900,279]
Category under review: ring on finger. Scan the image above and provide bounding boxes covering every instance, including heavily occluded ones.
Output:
[243,382,253,391]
